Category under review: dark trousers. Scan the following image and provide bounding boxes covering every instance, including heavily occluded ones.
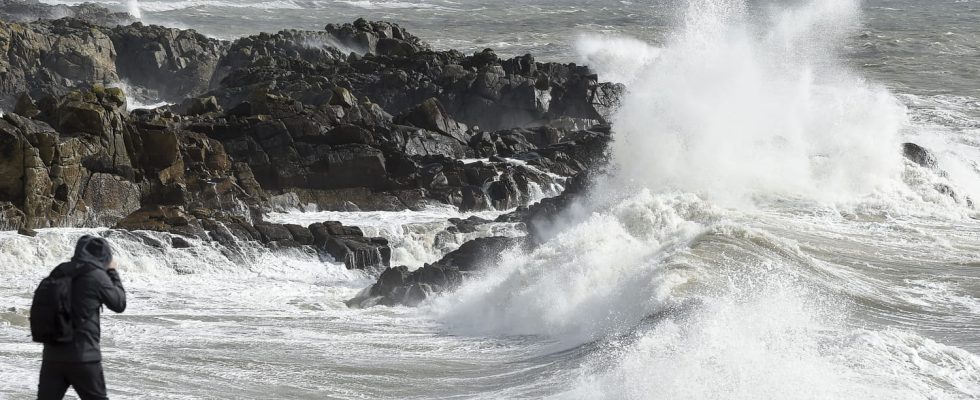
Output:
[37,361,108,400]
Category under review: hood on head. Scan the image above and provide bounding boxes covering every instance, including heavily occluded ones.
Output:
[72,235,113,269]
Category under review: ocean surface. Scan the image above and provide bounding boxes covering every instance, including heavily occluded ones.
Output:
[2,0,980,399]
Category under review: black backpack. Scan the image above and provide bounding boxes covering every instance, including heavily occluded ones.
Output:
[29,262,95,344]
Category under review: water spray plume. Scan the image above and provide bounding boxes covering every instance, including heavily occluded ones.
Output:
[128,0,142,19]
[608,0,906,207]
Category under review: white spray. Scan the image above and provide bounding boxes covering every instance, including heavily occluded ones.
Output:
[433,0,980,398]
[605,0,907,207]
[127,0,142,19]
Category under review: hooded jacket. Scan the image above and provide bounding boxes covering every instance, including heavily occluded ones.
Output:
[42,235,127,363]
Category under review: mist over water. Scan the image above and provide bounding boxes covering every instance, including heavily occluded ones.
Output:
[4,0,980,399]
[610,0,906,206]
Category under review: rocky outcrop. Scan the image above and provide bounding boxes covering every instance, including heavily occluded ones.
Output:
[357,170,601,307]
[114,206,390,269]
[324,18,430,57]
[0,15,619,306]
[0,18,119,108]
[903,142,938,170]
[0,86,266,229]
[902,142,973,207]
[310,221,391,269]
[0,0,134,26]
[107,23,227,103]
[354,236,523,307]
[0,14,226,108]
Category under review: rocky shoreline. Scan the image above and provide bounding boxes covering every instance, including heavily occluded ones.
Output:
[3,2,958,308]
[0,2,616,306]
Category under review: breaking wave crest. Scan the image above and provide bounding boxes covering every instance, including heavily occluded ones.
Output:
[432,0,980,398]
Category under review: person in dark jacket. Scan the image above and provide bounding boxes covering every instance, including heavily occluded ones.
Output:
[38,235,126,400]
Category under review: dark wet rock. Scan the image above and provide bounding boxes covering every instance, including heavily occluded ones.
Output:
[447,216,490,234]
[1,109,92,228]
[437,236,522,272]
[0,87,270,230]
[17,226,37,237]
[255,222,294,243]
[0,17,619,299]
[0,0,135,26]
[901,142,970,204]
[106,23,227,103]
[309,221,391,270]
[499,170,593,244]
[177,96,222,116]
[0,202,26,229]
[395,98,470,145]
[0,18,119,109]
[13,93,40,118]
[114,206,205,238]
[170,235,193,249]
[324,18,429,57]
[903,142,938,169]
[284,224,314,245]
[358,236,523,306]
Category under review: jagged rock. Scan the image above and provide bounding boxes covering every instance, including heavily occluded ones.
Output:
[178,96,222,116]
[0,201,26,229]
[170,236,193,248]
[309,221,391,269]
[17,226,37,237]
[395,98,469,144]
[255,222,294,243]
[115,206,205,239]
[903,142,938,169]
[13,93,40,118]
[284,224,314,245]
[501,172,592,244]
[108,23,226,102]
[0,17,620,293]
[324,18,429,57]
[0,0,135,26]
[313,144,388,190]
[394,126,468,158]
[82,173,141,225]
[324,125,375,146]
[0,111,89,228]
[0,18,119,108]
[360,236,523,306]
[447,216,489,234]
[370,265,411,299]
[330,87,358,108]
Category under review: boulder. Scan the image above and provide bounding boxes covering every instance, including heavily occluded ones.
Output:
[115,206,205,239]
[395,98,469,144]
[178,96,222,116]
[903,142,938,169]
[82,173,141,225]
[254,222,295,243]
[107,23,227,102]
[358,236,523,306]
[309,221,391,269]
[284,224,314,245]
